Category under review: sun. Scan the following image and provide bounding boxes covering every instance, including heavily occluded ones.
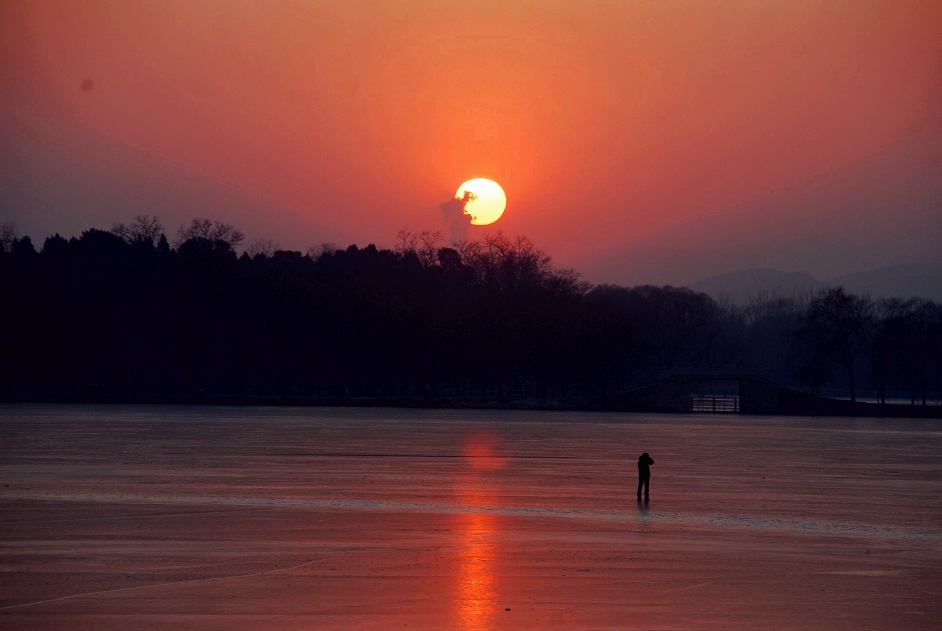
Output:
[456,178,507,226]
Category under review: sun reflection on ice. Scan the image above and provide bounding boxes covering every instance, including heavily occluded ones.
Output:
[453,429,505,630]
[455,505,497,630]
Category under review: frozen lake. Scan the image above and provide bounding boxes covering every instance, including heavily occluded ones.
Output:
[1,404,940,630]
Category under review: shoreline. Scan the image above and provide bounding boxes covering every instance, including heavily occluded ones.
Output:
[2,391,940,419]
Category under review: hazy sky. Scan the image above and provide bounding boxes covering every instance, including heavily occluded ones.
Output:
[2,0,940,282]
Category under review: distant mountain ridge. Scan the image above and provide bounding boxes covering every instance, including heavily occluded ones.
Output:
[687,263,942,304]
[828,263,942,303]
[687,269,820,304]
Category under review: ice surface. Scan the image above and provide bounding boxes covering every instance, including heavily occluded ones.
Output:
[1,404,940,629]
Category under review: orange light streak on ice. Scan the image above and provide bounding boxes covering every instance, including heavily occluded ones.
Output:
[454,430,506,629]
[455,500,497,631]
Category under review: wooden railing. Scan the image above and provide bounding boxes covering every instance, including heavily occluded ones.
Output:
[690,395,739,413]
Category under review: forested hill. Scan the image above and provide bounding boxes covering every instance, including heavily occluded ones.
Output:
[1,225,940,408]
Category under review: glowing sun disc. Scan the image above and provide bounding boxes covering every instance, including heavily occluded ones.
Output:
[456,178,507,225]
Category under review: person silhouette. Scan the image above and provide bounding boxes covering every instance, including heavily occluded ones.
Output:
[637,452,654,501]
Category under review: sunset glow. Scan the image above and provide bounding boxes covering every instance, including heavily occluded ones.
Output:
[2,0,940,285]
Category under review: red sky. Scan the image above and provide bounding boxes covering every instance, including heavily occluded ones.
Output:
[2,0,940,283]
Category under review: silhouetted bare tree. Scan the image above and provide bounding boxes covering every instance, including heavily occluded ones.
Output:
[245,237,281,259]
[417,231,444,267]
[175,218,244,249]
[890,299,935,405]
[111,215,165,247]
[0,221,20,254]
[797,287,874,402]
[927,302,942,405]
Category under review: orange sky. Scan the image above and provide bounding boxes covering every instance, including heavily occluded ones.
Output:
[2,0,940,283]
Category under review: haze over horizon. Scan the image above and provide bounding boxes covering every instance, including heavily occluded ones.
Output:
[2,1,940,289]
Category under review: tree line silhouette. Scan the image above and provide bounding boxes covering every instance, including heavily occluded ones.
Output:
[1,216,940,407]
